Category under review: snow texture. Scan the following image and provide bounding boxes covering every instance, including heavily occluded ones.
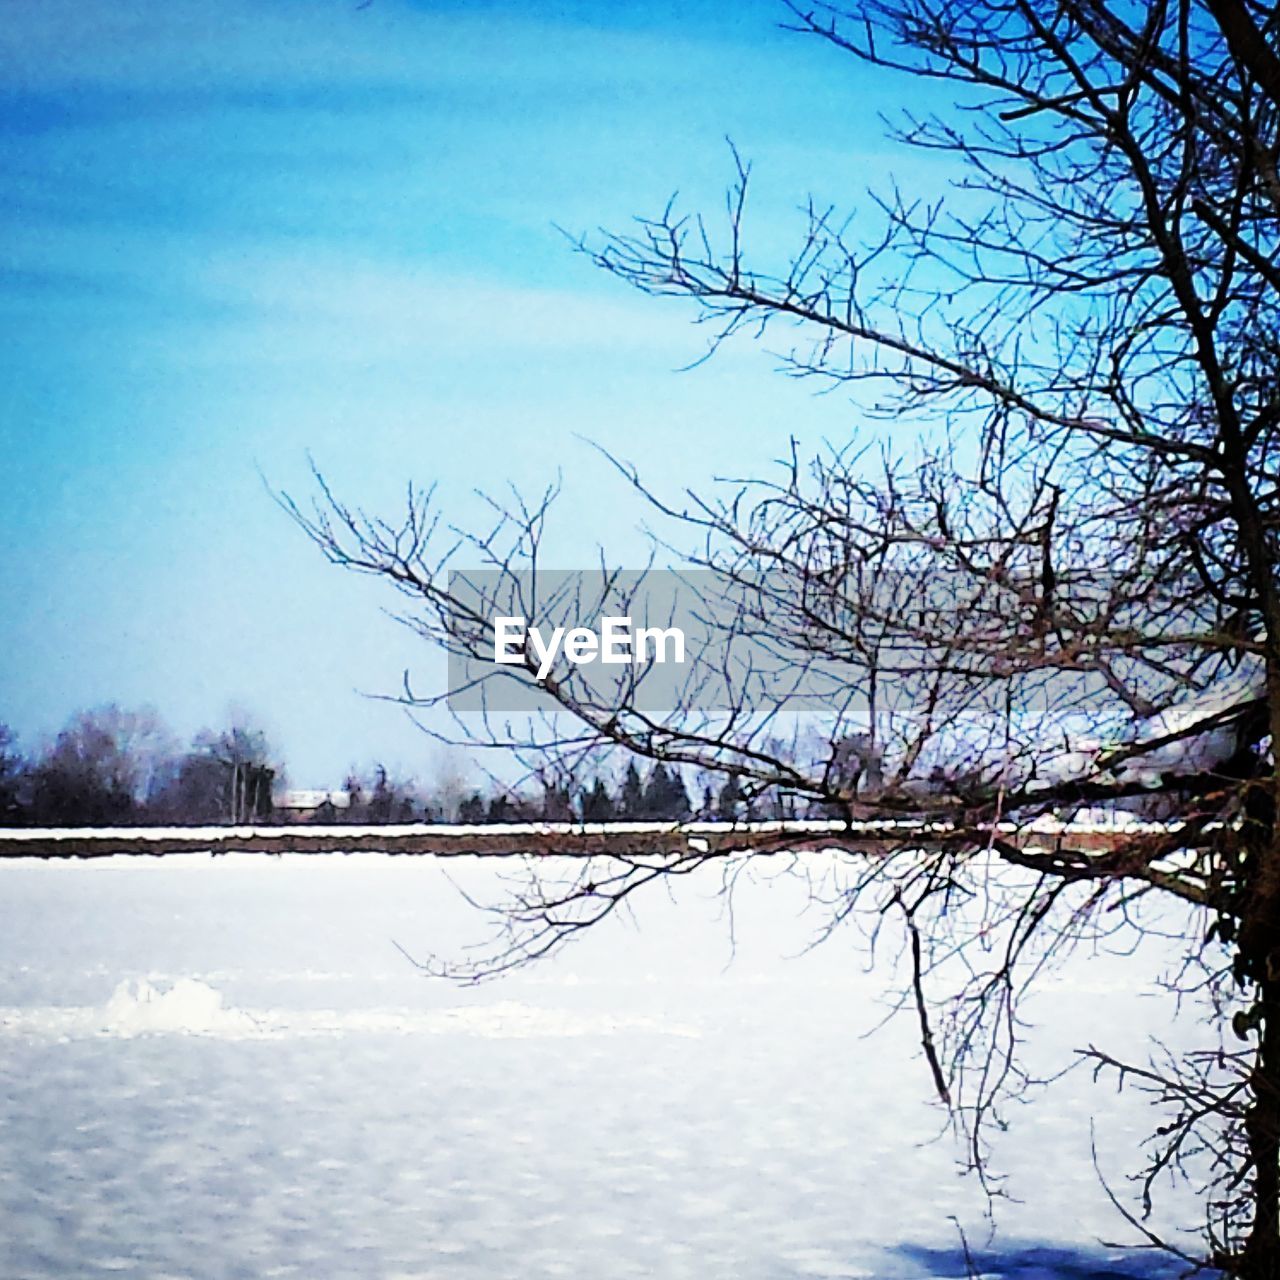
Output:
[0,854,1206,1279]
[1031,655,1266,791]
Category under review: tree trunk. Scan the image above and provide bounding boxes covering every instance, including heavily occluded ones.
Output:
[1238,659,1280,1280]
[1239,818,1280,1276]
[1243,970,1280,1279]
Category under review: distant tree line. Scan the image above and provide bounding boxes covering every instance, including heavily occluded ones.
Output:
[0,709,792,828]
[457,761,696,825]
[0,706,276,827]
[339,759,735,825]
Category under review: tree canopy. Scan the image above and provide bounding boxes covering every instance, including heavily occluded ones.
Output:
[288,3,1280,1273]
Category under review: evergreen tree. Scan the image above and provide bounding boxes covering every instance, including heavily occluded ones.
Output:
[486,794,514,823]
[715,775,744,822]
[665,767,691,820]
[457,792,486,824]
[618,762,645,820]
[644,763,691,820]
[540,779,574,822]
[642,764,668,819]
[580,778,616,822]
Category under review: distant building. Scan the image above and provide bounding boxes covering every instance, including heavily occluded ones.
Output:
[274,789,352,823]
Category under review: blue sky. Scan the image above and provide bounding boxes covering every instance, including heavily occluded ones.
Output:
[0,0,938,785]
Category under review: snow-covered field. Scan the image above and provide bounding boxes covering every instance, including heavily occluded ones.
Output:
[0,853,1207,1279]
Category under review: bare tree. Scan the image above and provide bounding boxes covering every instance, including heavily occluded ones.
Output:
[287,2,1280,1273]
[27,705,177,826]
[341,762,422,824]
[428,748,473,823]
[152,717,277,825]
[0,723,26,826]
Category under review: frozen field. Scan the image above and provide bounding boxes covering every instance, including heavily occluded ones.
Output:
[0,852,1206,1279]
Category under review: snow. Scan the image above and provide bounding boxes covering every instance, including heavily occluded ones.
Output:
[0,854,1207,1277]
[1030,654,1266,791]
[0,815,1193,846]
[101,977,260,1037]
[1,978,699,1042]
